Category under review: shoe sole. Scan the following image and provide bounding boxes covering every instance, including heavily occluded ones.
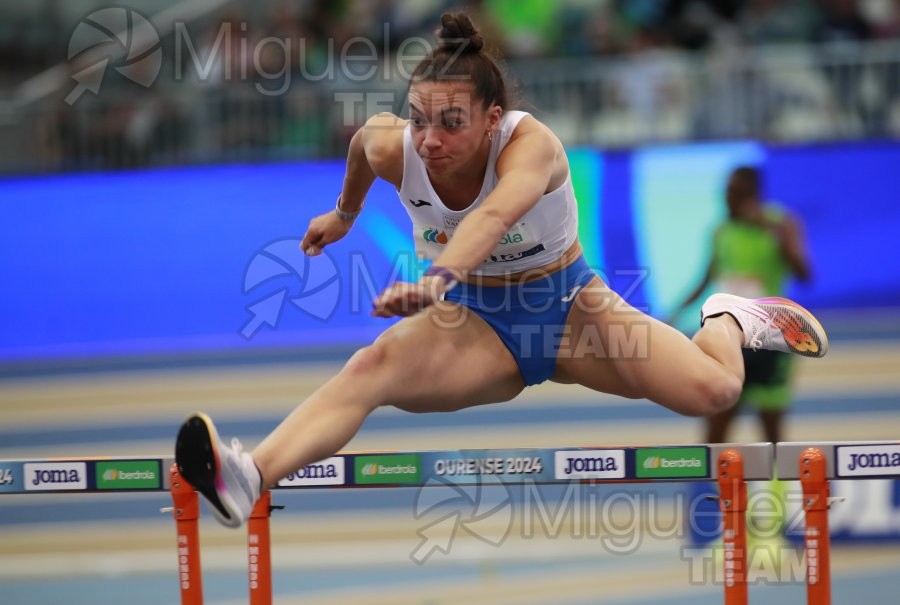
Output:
[755,296,829,358]
[175,412,241,527]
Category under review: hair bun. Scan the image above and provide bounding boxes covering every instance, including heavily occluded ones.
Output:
[437,12,484,53]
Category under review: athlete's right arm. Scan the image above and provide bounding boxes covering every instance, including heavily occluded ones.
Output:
[300,113,405,256]
[669,259,715,324]
[668,229,718,325]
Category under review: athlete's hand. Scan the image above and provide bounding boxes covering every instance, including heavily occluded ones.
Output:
[371,278,447,318]
[300,211,354,256]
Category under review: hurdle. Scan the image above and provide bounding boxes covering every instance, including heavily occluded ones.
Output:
[0,443,773,605]
[776,440,900,605]
[6,441,900,603]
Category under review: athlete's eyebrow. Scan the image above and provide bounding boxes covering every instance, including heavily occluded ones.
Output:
[441,106,465,119]
[408,100,468,116]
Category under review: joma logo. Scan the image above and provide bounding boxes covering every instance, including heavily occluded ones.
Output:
[24,463,87,491]
[33,469,81,486]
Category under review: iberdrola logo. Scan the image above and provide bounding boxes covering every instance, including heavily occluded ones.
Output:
[423,229,449,244]
[643,456,660,469]
[103,469,119,481]
[354,455,421,485]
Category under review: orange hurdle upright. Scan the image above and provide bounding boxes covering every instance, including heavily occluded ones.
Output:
[799,448,832,605]
[717,449,749,605]
[248,491,274,605]
[169,464,204,605]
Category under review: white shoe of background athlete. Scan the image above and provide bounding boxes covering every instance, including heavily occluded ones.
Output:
[701,293,829,358]
[175,412,261,528]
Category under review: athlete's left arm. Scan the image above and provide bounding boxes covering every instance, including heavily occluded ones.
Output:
[776,214,812,282]
[431,117,561,279]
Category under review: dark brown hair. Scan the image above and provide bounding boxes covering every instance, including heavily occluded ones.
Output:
[731,166,761,194]
[409,12,510,110]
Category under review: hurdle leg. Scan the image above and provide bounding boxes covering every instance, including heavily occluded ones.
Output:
[717,449,748,605]
[799,448,831,605]
[169,464,204,605]
[248,490,273,605]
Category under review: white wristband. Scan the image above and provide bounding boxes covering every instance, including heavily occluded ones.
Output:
[335,194,362,221]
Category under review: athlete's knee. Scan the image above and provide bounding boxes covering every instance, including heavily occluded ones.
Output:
[692,373,741,416]
[333,343,403,413]
[343,341,391,377]
[341,334,424,387]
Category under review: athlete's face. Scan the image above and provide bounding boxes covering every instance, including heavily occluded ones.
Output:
[726,172,759,220]
[407,81,501,175]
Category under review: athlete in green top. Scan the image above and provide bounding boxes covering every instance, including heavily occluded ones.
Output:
[672,166,812,444]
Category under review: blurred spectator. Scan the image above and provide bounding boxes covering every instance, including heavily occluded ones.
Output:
[266,3,304,74]
[609,26,689,139]
[816,0,873,42]
[738,0,820,44]
[663,0,730,50]
[582,4,628,56]
[482,0,559,58]
[862,0,900,37]
[692,27,764,138]
[2,0,899,173]
[815,0,874,134]
[861,0,900,134]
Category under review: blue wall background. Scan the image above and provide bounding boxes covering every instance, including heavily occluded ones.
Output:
[1,141,898,362]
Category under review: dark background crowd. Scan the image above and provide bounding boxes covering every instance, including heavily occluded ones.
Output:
[0,0,897,172]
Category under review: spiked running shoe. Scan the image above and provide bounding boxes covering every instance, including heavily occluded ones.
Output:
[701,293,828,358]
[175,412,261,528]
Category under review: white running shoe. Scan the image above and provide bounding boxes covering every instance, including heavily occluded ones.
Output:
[175,412,261,528]
[701,293,829,358]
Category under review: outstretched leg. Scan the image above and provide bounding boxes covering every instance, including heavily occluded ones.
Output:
[176,302,524,526]
[251,303,523,486]
[554,278,746,416]
[555,280,827,416]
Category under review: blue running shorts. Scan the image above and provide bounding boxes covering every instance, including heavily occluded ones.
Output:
[442,255,597,386]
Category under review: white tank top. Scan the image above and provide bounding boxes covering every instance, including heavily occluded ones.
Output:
[397,110,579,276]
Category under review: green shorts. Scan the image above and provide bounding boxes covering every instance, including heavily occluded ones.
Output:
[739,349,793,411]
